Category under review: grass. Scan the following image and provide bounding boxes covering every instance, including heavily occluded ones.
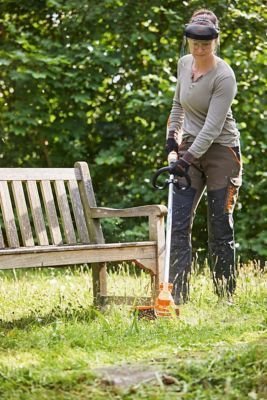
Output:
[0,262,266,399]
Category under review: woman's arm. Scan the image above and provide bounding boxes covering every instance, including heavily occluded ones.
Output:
[188,75,237,158]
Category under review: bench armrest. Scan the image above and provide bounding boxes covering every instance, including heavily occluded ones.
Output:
[90,205,167,218]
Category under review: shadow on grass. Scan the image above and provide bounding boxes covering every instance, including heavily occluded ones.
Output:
[0,304,99,330]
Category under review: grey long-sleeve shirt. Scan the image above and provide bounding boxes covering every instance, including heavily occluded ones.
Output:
[168,54,240,158]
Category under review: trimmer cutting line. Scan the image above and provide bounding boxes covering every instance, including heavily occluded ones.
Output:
[135,152,191,319]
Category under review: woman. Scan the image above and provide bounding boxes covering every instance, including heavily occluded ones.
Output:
[166,9,242,304]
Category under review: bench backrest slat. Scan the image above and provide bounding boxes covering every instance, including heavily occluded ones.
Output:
[11,181,35,247]
[67,180,90,244]
[0,162,105,249]
[75,162,105,244]
[0,181,20,247]
[26,181,49,246]
[0,227,4,248]
[54,180,76,244]
[0,169,81,181]
[40,181,63,245]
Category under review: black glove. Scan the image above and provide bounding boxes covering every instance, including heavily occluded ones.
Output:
[165,137,178,156]
[169,151,195,177]
[169,158,189,177]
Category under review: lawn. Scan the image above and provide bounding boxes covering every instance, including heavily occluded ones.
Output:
[0,262,266,399]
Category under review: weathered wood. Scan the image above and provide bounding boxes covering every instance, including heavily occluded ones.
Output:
[75,162,107,300]
[134,259,156,275]
[74,162,105,244]
[0,241,156,255]
[40,181,63,245]
[11,181,35,247]
[0,181,20,247]
[0,225,5,248]
[90,205,167,218]
[0,168,81,181]
[67,180,90,244]
[0,162,167,307]
[54,180,76,244]
[26,181,49,246]
[0,242,157,269]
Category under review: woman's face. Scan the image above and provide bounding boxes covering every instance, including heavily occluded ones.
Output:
[188,38,216,58]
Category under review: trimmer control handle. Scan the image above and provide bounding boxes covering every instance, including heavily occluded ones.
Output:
[152,166,191,190]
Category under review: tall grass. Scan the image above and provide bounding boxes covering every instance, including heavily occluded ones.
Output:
[0,263,266,399]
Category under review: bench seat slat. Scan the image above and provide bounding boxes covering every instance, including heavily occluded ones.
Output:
[26,181,49,246]
[67,180,90,244]
[40,181,63,245]
[0,241,156,254]
[11,181,35,247]
[0,181,20,247]
[54,180,76,244]
[0,241,157,271]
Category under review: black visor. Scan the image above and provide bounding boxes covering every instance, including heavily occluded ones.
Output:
[184,24,219,40]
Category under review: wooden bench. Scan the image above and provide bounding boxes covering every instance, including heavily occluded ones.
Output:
[0,162,167,305]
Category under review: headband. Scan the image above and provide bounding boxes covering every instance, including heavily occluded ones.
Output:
[191,16,217,27]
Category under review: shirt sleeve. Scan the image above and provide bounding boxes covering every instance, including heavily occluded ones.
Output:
[188,75,237,158]
[167,60,185,144]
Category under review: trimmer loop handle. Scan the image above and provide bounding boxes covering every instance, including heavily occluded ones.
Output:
[152,165,191,190]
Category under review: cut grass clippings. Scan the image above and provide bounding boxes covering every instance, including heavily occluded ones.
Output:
[0,262,266,399]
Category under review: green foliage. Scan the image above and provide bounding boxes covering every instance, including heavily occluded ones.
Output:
[0,1,266,259]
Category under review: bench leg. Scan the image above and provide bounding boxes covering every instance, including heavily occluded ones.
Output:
[92,262,107,306]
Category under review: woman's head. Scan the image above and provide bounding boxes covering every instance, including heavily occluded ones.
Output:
[185,9,220,57]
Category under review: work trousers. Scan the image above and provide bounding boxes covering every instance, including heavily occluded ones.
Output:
[169,142,242,304]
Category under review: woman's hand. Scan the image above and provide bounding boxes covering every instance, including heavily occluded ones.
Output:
[169,151,195,177]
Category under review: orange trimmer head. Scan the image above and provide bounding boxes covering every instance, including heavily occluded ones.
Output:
[135,283,179,320]
[154,282,177,318]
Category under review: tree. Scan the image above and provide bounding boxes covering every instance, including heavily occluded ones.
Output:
[0,0,266,260]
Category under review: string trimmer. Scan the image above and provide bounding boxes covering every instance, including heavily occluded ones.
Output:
[135,151,191,319]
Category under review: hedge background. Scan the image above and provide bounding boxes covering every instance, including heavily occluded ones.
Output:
[0,0,266,262]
